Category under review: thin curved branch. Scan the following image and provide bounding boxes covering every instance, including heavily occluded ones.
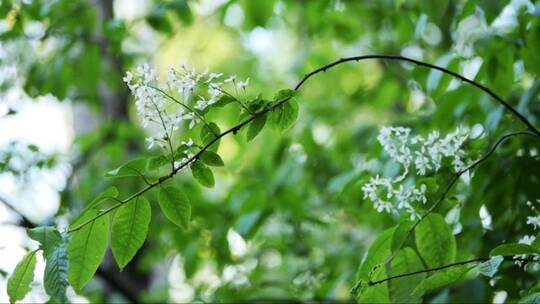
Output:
[368,255,538,286]
[68,54,540,233]
[295,55,540,137]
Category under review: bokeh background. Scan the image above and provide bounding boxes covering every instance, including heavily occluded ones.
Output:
[1,0,540,302]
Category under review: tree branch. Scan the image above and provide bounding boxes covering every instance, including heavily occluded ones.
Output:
[368,255,538,286]
[295,55,540,137]
[68,54,540,235]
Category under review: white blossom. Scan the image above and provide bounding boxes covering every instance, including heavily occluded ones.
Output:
[124,63,248,150]
[515,198,540,267]
[237,78,250,89]
[362,126,471,218]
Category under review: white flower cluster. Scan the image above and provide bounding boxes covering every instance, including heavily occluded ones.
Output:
[515,199,540,266]
[123,63,248,150]
[362,126,470,219]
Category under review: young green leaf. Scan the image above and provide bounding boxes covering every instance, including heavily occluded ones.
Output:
[200,122,221,152]
[7,251,37,304]
[246,114,267,141]
[27,227,62,256]
[415,213,456,268]
[111,197,151,270]
[105,158,148,178]
[67,210,109,292]
[270,100,299,132]
[213,94,235,108]
[273,89,296,101]
[158,186,191,230]
[490,243,540,256]
[412,265,473,295]
[199,150,224,167]
[148,154,172,171]
[191,161,215,187]
[477,255,504,278]
[43,236,69,303]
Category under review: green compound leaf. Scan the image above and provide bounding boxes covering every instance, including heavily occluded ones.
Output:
[111,197,151,270]
[67,210,109,292]
[7,251,37,304]
[415,213,456,268]
[246,114,267,141]
[158,186,191,230]
[199,150,224,167]
[191,161,215,187]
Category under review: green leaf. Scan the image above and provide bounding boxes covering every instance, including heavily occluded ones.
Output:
[246,115,267,141]
[273,89,296,101]
[111,197,151,270]
[27,227,69,302]
[27,227,62,256]
[391,220,412,253]
[270,99,299,132]
[415,213,456,268]
[356,227,395,281]
[412,265,473,295]
[105,158,148,178]
[191,161,215,187]
[200,122,220,152]
[67,210,109,292]
[43,236,68,303]
[356,267,390,303]
[148,154,172,171]
[389,247,425,303]
[490,243,540,256]
[7,251,37,303]
[213,95,235,107]
[199,150,224,167]
[532,234,540,249]
[158,186,191,230]
[477,256,504,278]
